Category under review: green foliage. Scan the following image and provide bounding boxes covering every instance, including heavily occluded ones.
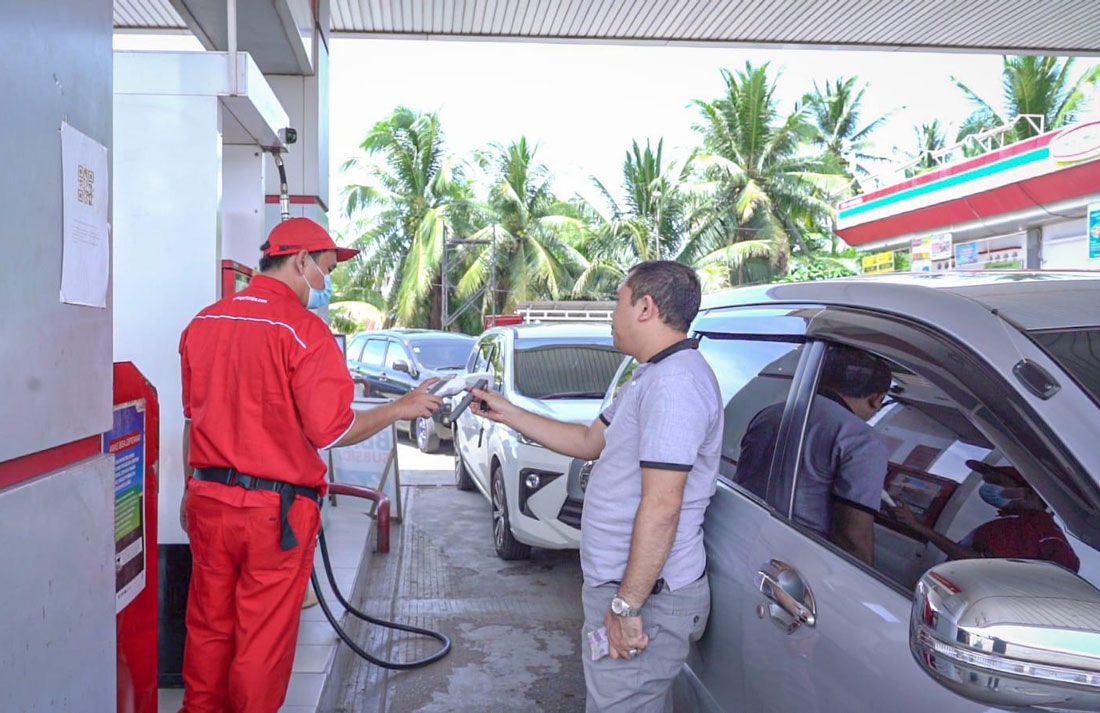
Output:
[335,57,1099,311]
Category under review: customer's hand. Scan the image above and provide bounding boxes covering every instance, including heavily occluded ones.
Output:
[393,379,444,420]
[604,609,649,660]
[468,387,521,425]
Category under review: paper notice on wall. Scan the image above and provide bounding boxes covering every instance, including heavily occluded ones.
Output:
[60,122,109,308]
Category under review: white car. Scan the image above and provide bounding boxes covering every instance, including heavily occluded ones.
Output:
[453,323,622,559]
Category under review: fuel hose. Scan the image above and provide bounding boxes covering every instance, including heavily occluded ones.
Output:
[310,519,452,670]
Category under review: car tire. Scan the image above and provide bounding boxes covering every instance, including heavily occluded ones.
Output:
[491,464,531,561]
[415,416,441,453]
[455,443,475,491]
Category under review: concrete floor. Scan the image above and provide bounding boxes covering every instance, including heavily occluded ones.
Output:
[322,440,587,713]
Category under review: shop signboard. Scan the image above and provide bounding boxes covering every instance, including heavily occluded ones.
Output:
[861,250,895,275]
[930,233,953,261]
[955,241,980,268]
[911,237,932,272]
[1089,202,1100,261]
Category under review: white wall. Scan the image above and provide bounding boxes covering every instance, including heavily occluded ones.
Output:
[1041,216,1096,269]
[0,0,114,462]
[222,144,266,269]
[1,456,117,711]
[113,93,222,544]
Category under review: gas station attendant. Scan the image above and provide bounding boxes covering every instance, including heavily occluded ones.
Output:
[176,218,443,713]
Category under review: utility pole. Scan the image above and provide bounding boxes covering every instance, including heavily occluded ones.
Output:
[440,226,492,332]
[652,189,662,260]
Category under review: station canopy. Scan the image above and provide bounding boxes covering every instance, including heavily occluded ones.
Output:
[115,0,1100,55]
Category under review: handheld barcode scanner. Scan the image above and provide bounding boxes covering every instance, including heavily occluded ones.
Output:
[436,373,492,427]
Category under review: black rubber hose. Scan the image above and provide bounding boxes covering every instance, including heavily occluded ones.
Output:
[310,526,452,670]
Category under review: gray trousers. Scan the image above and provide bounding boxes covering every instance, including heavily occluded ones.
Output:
[580,575,710,713]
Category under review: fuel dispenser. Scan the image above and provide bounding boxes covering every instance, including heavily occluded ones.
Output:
[111,362,161,713]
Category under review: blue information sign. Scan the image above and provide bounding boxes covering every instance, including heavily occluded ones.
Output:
[1089,203,1100,260]
[103,401,146,612]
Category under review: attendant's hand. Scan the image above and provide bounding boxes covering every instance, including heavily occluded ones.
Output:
[393,379,444,420]
[605,609,649,660]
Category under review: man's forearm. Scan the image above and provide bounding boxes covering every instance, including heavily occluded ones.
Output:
[336,402,403,448]
[504,408,601,460]
[617,499,681,608]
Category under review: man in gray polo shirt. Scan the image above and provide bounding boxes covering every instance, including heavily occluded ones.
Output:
[470,261,723,712]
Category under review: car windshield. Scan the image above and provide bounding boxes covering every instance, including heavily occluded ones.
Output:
[1029,327,1100,405]
[411,339,475,370]
[514,343,622,400]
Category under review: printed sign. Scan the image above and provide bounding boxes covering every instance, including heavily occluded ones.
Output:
[861,250,895,274]
[104,400,146,613]
[930,233,953,261]
[1090,203,1100,261]
[955,241,981,268]
[329,398,402,519]
[911,237,932,273]
[1050,121,1100,166]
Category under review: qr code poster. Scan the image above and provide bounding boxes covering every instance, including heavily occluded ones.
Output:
[61,122,109,308]
[77,165,95,206]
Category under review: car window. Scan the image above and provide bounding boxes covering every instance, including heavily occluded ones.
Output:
[784,342,1092,592]
[361,339,388,369]
[411,339,475,371]
[513,344,622,399]
[385,342,412,370]
[346,334,369,365]
[471,339,492,373]
[488,338,505,390]
[1030,327,1100,406]
[696,336,804,497]
[600,357,638,412]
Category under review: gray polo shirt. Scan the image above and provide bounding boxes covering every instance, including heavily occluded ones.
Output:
[737,392,888,535]
[580,339,723,591]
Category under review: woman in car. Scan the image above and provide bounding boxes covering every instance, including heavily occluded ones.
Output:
[890,460,1080,572]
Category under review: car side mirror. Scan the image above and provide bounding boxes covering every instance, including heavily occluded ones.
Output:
[393,360,415,377]
[911,558,1100,711]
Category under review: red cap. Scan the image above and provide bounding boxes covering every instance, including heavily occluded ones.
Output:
[261,218,359,262]
[966,460,1028,487]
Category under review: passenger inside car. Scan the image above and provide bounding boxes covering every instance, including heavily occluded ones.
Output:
[888,460,1080,572]
[738,345,892,565]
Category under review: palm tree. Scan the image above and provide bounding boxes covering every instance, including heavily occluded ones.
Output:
[953,56,1100,145]
[805,76,894,189]
[340,107,468,328]
[908,119,948,175]
[454,138,587,313]
[574,139,695,296]
[685,63,842,284]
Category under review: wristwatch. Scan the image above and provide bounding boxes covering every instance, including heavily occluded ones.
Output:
[610,595,641,618]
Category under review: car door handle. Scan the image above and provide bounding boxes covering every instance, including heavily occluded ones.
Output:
[755,559,816,633]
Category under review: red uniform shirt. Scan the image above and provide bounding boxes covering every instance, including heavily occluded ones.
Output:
[967,509,1081,572]
[180,275,354,499]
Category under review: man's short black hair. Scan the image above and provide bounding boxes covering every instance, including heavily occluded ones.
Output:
[258,249,326,273]
[624,261,702,333]
[820,345,893,399]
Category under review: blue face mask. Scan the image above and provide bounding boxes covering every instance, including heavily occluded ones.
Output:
[979,483,1013,509]
[305,258,332,310]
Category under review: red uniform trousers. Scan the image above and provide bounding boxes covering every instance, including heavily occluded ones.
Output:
[180,482,320,713]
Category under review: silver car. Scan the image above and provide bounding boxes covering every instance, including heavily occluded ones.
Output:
[588,273,1100,712]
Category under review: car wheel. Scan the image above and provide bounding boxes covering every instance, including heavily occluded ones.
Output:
[455,442,475,491]
[492,464,531,561]
[415,416,441,453]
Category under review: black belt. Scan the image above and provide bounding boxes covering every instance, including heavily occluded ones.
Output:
[192,467,321,551]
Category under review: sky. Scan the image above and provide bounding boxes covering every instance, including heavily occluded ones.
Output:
[115,33,1100,236]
